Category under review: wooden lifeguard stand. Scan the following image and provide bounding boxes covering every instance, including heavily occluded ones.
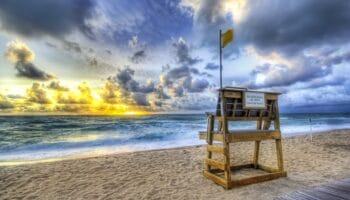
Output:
[199,87,287,189]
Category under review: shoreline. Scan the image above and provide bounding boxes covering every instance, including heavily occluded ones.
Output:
[1,128,350,166]
[1,129,349,199]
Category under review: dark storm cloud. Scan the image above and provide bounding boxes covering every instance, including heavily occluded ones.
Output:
[243,0,350,89]
[205,62,219,70]
[161,65,210,96]
[14,62,55,81]
[240,0,350,56]
[5,41,55,81]
[173,38,201,66]
[187,79,209,93]
[132,93,149,106]
[165,66,191,81]
[130,50,146,64]
[109,67,155,94]
[0,0,95,39]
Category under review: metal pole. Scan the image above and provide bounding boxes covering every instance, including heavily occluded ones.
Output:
[219,29,222,89]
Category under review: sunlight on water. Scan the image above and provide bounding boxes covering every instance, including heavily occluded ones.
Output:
[59,134,102,143]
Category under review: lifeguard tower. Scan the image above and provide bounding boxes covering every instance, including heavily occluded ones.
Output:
[199,87,287,189]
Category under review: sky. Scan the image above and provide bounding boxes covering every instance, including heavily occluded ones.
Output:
[0,0,350,115]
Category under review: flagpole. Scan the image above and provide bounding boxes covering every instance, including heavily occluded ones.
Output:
[219,29,222,89]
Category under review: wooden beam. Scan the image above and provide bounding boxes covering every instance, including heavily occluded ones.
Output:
[205,159,225,170]
[205,115,214,171]
[215,116,269,121]
[253,141,260,168]
[203,170,228,189]
[229,172,287,188]
[210,163,253,174]
[257,164,279,173]
[223,91,241,98]
[199,130,281,142]
[207,145,225,154]
[265,94,278,100]
[276,139,284,172]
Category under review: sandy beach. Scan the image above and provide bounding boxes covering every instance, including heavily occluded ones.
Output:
[1,129,349,200]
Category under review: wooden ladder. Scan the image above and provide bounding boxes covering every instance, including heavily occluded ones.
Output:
[204,94,232,189]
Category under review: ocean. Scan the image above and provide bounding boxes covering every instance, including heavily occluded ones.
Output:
[0,113,350,165]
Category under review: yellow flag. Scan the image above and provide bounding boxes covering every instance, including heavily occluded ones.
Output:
[221,29,234,48]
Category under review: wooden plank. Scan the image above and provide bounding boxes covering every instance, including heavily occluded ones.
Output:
[276,139,284,172]
[265,94,278,100]
[230,172,286,188]
[253,141,260,168]
[205,114,215,171]
[223,141,231,182]
[257,164,279,173]
[199,130,281,142]
[232,98,237,117]
[314,187,350,199]
[327,182,350,193]
[316,186,350,199]
[301,189,344,200]
[285,191,318,200]
[220,91,231,183]
[274,100,281,130]
[203,170,228,189]
[205,159,225,170]
[210,163,254,174]
[277,178,350,200]
[230,130,281,142]
[215,116,269,121]
[207,145,225,154]
[326,184,350,195]
[230,163,254,170]
[223,91,241,98]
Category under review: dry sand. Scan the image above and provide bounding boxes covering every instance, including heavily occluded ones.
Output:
[1,129,350,200]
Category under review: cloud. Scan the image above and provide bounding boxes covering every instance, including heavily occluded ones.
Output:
[161,65,210,96]
[0,95,14,110]
[107,67,162,106]
[169,85,184,97]
[26,83,51,104]
[173,37,201,66]
[63,40,82,53]
[56,82,93,104]
[249,50,350,88]
[205,62,219,70]
[47,81,69,91]
[132,93,149,106]
[5,40,55,80]
[130,50,146,64]
[187,78,209,92]
[239,0,350,56]
[92,1,193,46]
[0,0,95,39]
[110,67,156,94]
[101,79,124,104]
